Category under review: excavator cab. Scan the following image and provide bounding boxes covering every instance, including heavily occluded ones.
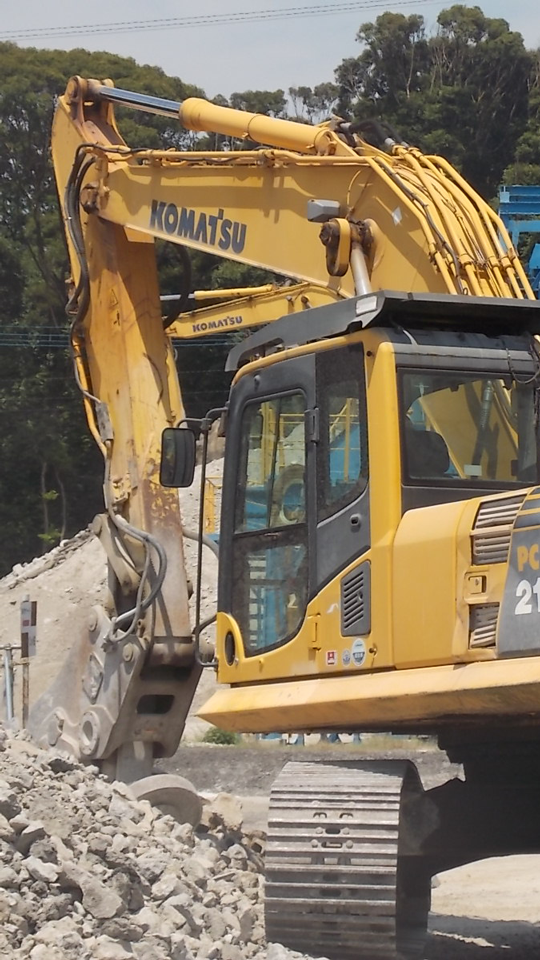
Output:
[182,290,540,701]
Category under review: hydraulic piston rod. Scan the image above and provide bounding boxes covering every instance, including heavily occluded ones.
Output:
[70,77,349,156]
[83,80,182,119]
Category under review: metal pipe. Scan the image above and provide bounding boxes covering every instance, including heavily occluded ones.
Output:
[3,646,14,725]
[350,243,372,296]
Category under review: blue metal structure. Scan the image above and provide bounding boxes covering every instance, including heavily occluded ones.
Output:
[498,185,540,295]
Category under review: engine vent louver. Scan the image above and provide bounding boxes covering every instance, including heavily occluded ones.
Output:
[341,561,371,636]
[472,494,525,565]
[469,603,499,647]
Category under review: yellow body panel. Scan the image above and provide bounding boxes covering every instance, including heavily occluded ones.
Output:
[393,498,473,668]
[199,655,540,733]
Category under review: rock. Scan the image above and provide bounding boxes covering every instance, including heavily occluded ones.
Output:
[80,876,124,919]
[91,936,134,960]
[8,811,30,834]
[151,872,187,901]
[30,946,67,960]
[0,865,19,887]
[17,820,47,854]
[222,946,245,960]
[0,778,21,819]
[48,754,78,774]
[169,935,196,960]
[200,794,244,833]
[135,851,171,883]
[0,812,15,842]
[0,720,310,960]
[109,793,141,822]
[268,946,296,960]
[24,855,60,883]
[132,905,164,934]
[132,937,170,960]
[183,856,215,885]
[110,869,147,912]
[221,843,249,868]
[205,907,227,940]
[100,917,144,941]
[33,916,81,944]
[38,893,76,921]
[29,837,58,862]
[239,905,257,941]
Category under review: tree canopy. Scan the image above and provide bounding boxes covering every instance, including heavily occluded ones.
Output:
[335,5,533,195]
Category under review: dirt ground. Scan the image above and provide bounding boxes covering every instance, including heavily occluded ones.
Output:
[162,743,540,959]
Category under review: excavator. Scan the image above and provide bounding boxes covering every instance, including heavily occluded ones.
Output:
[29,75,540,959]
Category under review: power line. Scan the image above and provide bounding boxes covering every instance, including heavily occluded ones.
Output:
[0,328,240,349]
[3,0,438,42]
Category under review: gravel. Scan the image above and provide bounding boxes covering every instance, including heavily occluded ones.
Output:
[0,724,329,960]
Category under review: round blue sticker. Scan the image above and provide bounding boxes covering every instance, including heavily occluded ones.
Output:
[351,638,366,666]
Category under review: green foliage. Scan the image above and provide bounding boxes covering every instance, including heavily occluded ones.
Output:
[335,6,532,196]
[503,53,540,184]
[202,727,241,746]
[0,42,207,573]
[289,83,340,122]
[229,89,287,117]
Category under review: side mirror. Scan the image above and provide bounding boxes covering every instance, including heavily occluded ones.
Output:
[160,427,197,488]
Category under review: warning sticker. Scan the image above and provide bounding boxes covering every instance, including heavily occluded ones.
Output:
[326,650,337,666]
[351,638,366,667]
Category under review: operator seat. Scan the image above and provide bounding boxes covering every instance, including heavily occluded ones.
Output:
[406,426,450,479]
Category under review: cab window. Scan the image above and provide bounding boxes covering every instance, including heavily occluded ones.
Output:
[317,346,368,521]
[401,371,537,485]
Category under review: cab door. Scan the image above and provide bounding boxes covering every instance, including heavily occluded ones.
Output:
[219,353,317,656]
[220,341,372,658]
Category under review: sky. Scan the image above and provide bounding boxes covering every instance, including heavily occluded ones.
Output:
[2,0,539,99]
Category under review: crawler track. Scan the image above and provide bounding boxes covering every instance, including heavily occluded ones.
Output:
[265,760,430,959]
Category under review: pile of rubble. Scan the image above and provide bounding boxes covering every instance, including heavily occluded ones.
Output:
[0,463,221,735]
[0,725,326,960]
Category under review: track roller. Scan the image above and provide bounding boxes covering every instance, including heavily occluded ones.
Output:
[265,760,430,960]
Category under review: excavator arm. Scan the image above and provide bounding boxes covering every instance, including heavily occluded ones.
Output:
[165,282,343,339]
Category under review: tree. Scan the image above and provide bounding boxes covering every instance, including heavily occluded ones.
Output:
[503,51,540,184]
[0,43,207,572]
[428,6,532,194]
[335,13,429,119]
[289,83,339,123]
[229,89,287,117]
[334,6,532,196]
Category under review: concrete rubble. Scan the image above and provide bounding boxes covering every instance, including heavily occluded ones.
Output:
[0,463,221,739]
[0,724,328,960]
